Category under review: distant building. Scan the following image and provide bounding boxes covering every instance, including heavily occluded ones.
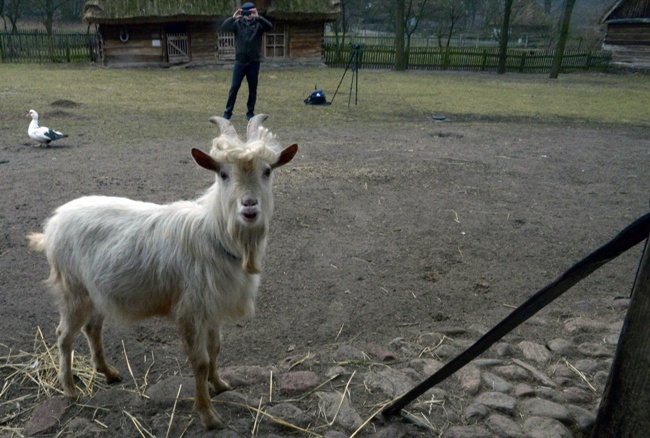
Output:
[600,0,650,70]
[83,0,341,67]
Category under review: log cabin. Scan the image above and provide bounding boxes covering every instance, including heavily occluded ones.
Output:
[83,0,341,67]
[600,0,650,70]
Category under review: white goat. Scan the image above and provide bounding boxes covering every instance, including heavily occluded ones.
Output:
[27,115,298,429]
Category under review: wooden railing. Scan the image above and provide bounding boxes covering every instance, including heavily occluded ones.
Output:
[324,44,612,73]
[0,30,97,63]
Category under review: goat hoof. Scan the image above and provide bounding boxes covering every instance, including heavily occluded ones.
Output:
[211,378,231,394]
[199,407,222,430]
[103,367,122,384]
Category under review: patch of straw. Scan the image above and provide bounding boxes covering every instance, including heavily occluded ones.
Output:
[165,384,182,438]
[215,399,323,437]
[123,410,155,438]
[563,358,598,392]
[122,340,143,397]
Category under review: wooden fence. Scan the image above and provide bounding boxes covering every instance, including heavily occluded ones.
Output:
[324,44,612,73]
[0,30,97,63]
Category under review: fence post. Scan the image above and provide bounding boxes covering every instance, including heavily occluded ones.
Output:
[481,49,487,71]
[592,234,650,436]
[519,52,526,73]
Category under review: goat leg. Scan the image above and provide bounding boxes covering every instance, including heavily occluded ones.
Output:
[180,318,222,429]
[207,328,231,394]
[83,313,122,384]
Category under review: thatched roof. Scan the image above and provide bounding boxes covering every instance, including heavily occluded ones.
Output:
[83,0,341,24]
[267,0,341,22]
[601,0,650,24]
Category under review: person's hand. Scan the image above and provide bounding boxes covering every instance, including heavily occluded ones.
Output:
[250,8,259,18]
[233,8,242,19]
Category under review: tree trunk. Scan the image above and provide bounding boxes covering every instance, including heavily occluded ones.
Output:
[394,0,407,71]
[549,0,576,79]
[592,237,650,436]
[497,0,513,74]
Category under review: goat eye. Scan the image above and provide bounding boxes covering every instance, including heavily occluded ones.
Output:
[219,171,229,181]
[263,167,272,178]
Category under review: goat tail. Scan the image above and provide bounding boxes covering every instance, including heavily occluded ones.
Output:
[27,232,46,252]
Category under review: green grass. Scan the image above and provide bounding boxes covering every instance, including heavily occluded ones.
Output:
[2,64,649,147]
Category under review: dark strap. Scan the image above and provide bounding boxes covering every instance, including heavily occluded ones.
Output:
[382,211,650,418]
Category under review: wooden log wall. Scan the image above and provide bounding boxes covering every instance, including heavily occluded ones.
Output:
[287,22,324,60]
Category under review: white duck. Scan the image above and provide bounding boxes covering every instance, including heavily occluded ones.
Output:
[26,109,68,147]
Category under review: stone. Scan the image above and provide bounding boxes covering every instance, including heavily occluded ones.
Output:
[562,387,593,404]
[145,376,195,404]
[563,317,608,334]
[611,298,630,310]
[443,425,493,438]
[409,358,444,376]
[326,366,347,378]
[485,414,525,438]
[493,365,529,381]
[366,343,397,362]
[482,372,512,393]
[608,320,624,333]
[546,338,576,356]
[267,403,312,428]
[518,341,552,364]
[521,399,572,423]
[474,359,504,368]
[552,364,575,379]
[464,402,489,422]
[277,371,320,396]
[523,417,572,438]
[577,343,612,358]
[324,432,348,438]
[494,342,515,357]
[456,364,481,395]
[474,392,517,414]
[221,365,273,387]
[333,345,365,362]
[574,358,600,374]
[535,387,567,404]
[469,323,489,335]
[389,337,420,357]
[603,333,620,345]
[375,423,418,438]
[436,326,467,336]
[63,417,104,436]
[593,370,610,388]
[24,396,70,436]
[317,391,363,430]
[434,344,460,359]
[515,383,535,398]
[567,404,597,433]
[418,332,446,346]
[363,368,417,398]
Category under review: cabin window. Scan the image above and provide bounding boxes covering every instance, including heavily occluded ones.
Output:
[265,22,286,58]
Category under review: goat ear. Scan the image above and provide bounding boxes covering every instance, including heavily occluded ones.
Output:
[192,148,221,173]
[272,144,298,169]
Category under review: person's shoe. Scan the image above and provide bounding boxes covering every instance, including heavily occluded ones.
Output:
[223,112,231,120]
[246,113,254,121]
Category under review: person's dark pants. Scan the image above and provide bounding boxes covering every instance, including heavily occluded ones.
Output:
[224,61,261,120]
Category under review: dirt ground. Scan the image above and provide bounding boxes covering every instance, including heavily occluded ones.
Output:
[1,115,649,436]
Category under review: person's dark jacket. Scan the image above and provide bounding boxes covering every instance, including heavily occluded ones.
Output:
[221,16,273,63]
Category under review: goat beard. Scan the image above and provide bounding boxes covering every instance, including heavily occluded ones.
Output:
[228,219,268,275]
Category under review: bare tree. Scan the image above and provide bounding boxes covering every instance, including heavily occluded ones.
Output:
[497,0,514,74]
[549,0,577,78]
[395,0,407,70]
[33,0,71,35]
[5,0,23,33]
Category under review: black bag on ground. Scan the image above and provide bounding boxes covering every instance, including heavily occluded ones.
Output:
[304,89,328,105]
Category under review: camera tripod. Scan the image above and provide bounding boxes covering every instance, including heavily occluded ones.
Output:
[330,44,361,107]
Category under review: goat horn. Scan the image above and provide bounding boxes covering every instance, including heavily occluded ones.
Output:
[209,116,238,139]
[246,114,269,140]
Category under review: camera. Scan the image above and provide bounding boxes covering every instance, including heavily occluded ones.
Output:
[242,9,252,16]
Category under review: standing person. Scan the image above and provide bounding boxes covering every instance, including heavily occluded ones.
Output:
[221,2,272,120]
